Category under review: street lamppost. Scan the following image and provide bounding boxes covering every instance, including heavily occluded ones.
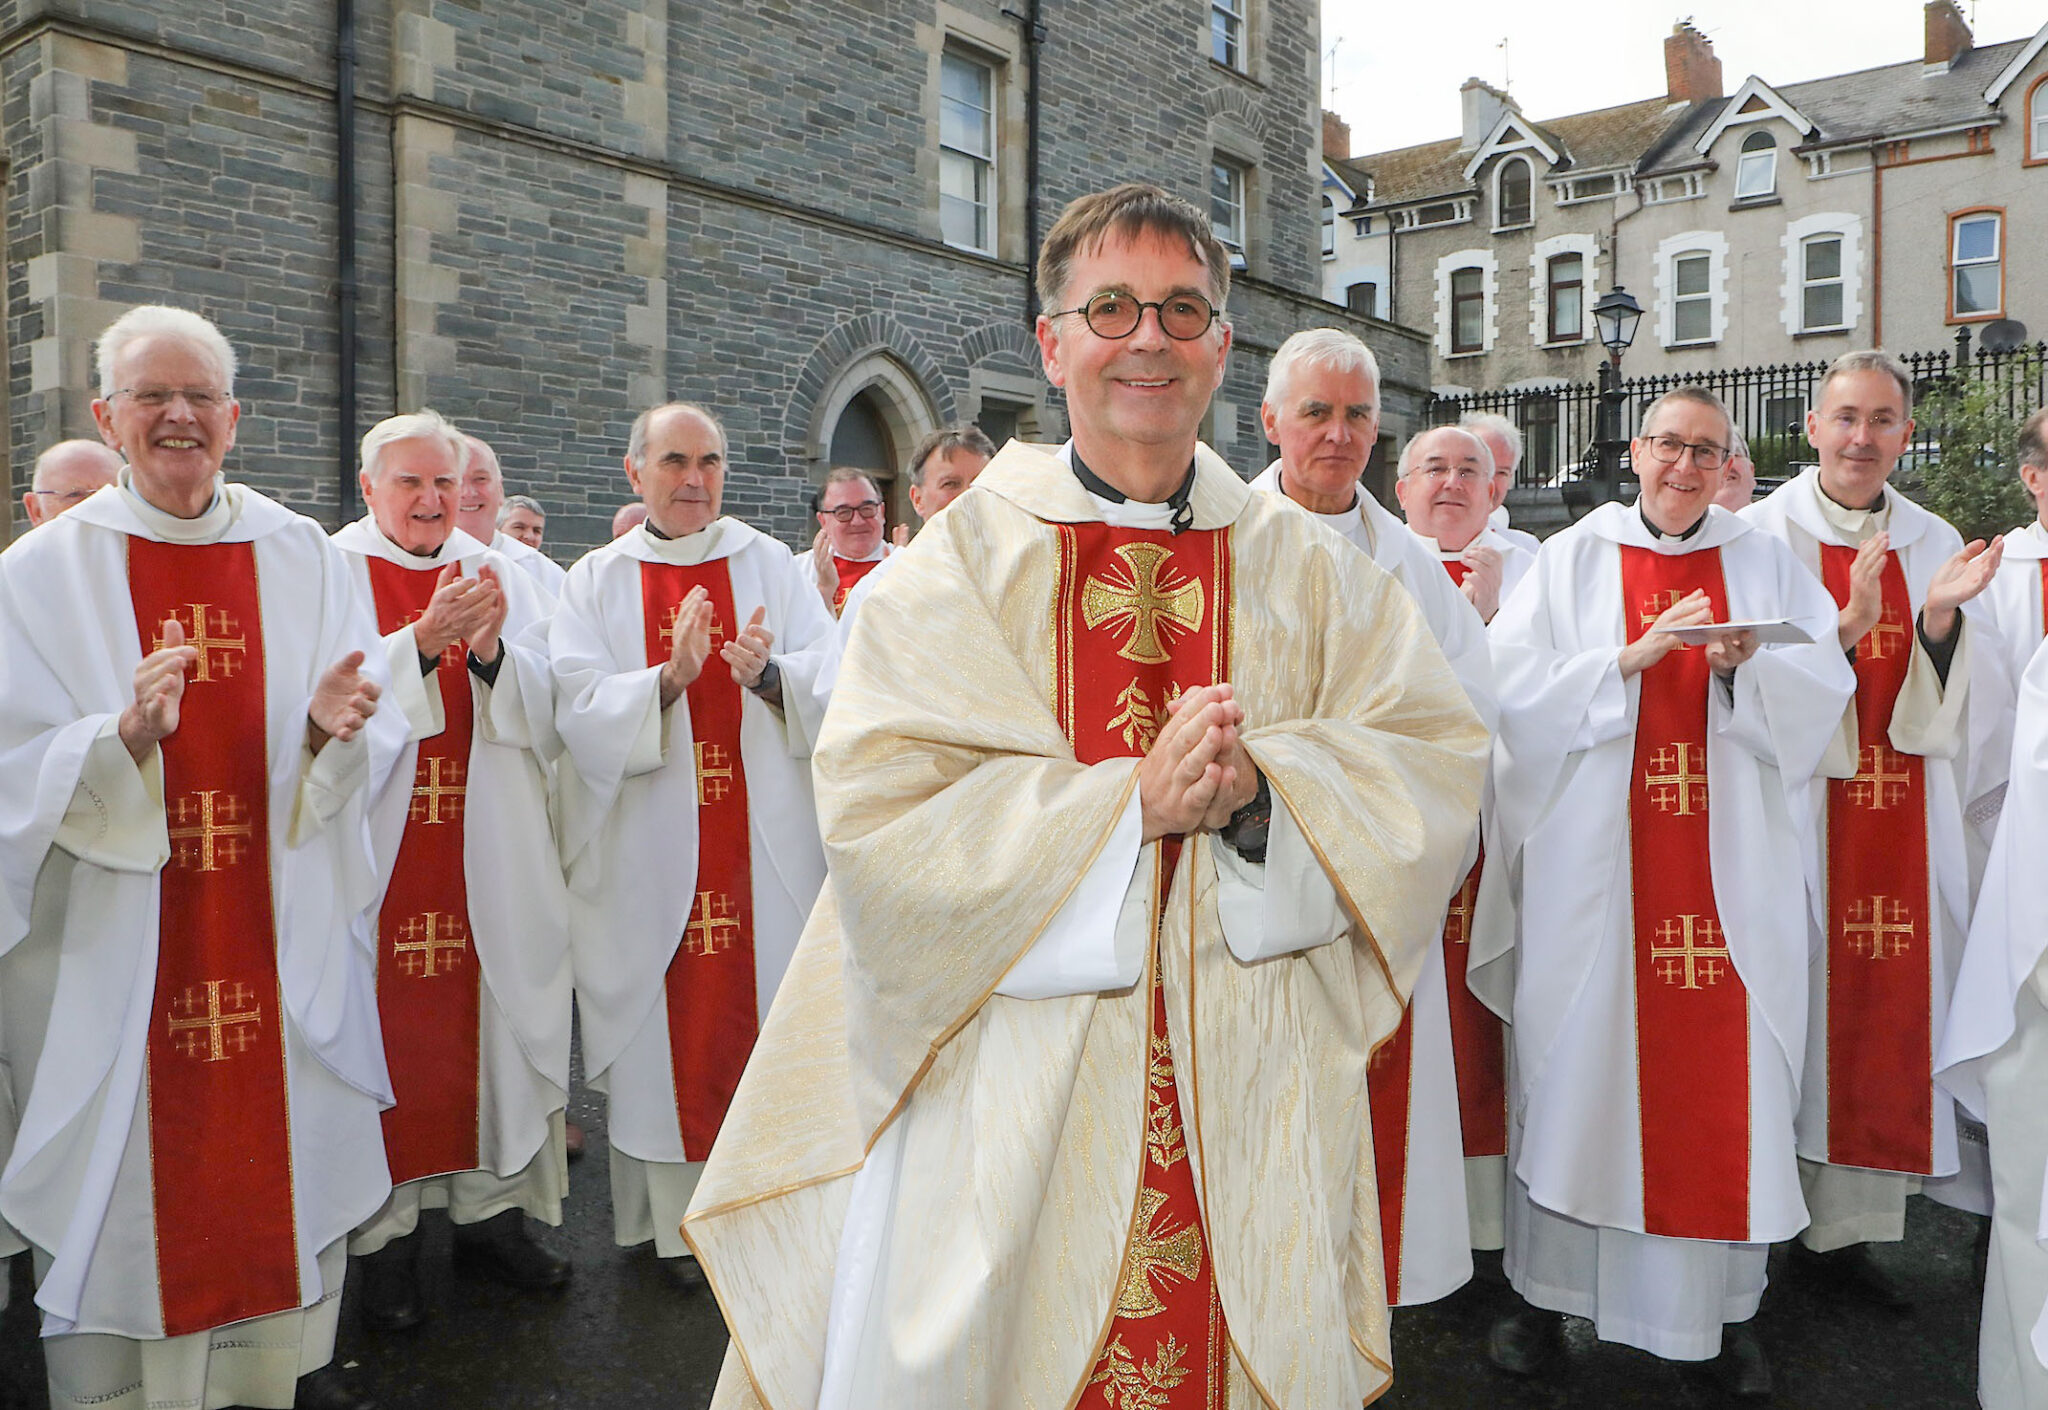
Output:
[1589,285,1644,507]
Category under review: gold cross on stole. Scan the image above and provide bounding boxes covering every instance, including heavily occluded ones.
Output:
[409,756,467,824]
[394,911,469,977]
[684,891,741,956]
[1863,604,1909,660]
[1643,743,1708,816]
[1651,914,1728,989]
[1113,1187,1205,1318]
[694,742,734,804]
[1846,744,1912,812]
[169,790,254,871]
[168,979,264,1061]
[1845,895,1914,959]
[1081,543,1205,666]
[154,604,246,683]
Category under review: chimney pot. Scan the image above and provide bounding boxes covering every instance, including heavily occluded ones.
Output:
[1924,0,1973,69]
[1664,21,1723,104]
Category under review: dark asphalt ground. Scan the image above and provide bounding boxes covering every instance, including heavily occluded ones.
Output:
[0,1089,1989,1409]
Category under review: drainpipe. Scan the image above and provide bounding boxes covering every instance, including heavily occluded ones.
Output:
[1871,142,1885,346]
[1007,0,1045,326]
[336,0,360,523]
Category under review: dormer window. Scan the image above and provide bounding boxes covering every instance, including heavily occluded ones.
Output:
[1735,130,1777,200]
[1496,156,1533,229]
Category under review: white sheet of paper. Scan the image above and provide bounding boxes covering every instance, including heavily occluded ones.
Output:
[1662,619,1814,645]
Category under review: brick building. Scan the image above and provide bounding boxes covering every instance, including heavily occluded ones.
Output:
[0,0,1429,553]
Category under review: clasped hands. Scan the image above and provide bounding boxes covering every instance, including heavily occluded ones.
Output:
[413,561,509,664]
[658,586,776,708]
[120,618,381,762]
[1136,683,1260,843]
[1618,589,1757,680]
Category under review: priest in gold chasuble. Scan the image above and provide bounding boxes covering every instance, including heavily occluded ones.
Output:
[684,185,1488,1410]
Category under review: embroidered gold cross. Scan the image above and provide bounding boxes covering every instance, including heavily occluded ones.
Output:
[1863,603,1909,660]
[155,605,246,683]
[1846,744,1912,812]
[1113,1187,1205,1318]
[169,790,254,871]
[1651,914,1728,989]
[1639,589,1686,630]
[394,911,469,977]
[684,891,741,956]
[168,979,263,1062]
[1644,743,1708,816]
[658,602,726,653]
[1081,543,1204,666]
[1444,875,1478,946]
[1845,895,1914,959]
[409,755,466,825]
[694,742,734,804]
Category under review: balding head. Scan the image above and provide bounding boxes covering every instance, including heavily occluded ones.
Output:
[1393,426,1496,551]
[612,501,649,537]
[24,439,123,527]
[458,434,505,542]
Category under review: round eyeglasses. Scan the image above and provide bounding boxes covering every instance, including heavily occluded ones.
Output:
[1052,291,1221,341]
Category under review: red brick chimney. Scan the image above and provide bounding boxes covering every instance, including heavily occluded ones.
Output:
[1924,0,1973,69]
[1322,109,1351,161]
[1664,21,1723,104]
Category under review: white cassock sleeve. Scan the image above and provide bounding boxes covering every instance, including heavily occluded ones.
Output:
[1212,801,1347,961]
[289,727,372,846]
[380,624,444,743]
[54,718,168,872]
[995,790,1146,998]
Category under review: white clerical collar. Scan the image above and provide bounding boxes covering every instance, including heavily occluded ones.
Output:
[833,544,887,564]
[118,468,235,543]
[360,515,461,566]
[1057,442,1184,530]
[638,517,730,565]
[1810,473,1890,543]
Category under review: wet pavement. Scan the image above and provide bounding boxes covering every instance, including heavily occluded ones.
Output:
[0,1101,1988,1409]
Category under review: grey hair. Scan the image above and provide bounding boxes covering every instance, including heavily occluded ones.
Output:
[1638,385,1734,446]
[1457,411,1522,475]
[360,408,467,484]
[628,402,726,467]
[1263,328,1381,408]
[1815,350,1914,416]
[1728,423,1751,460]
[907,425,997,486]
[2018,407,2048,471]
[498,494,545,523]
[95,305,238,399]
[463,433,502,481]
[1396,425,1495,480]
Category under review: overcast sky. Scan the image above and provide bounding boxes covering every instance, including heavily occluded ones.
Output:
[1321,0,2044,156]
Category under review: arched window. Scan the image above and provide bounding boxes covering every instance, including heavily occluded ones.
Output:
[1735,129,1777,200]
[2030,75,2048,162]
[1496,156,1532,228]
[1321,195,1336,257]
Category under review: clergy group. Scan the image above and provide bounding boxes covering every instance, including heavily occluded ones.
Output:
[4,180,2048,1410]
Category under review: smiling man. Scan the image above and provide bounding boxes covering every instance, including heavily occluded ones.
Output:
[835,424,994,642]
[461,435,566,606]
[17,439,122,531]
[1489,386,1853,1395]
[1396,424,1534,623]
[1746,350,2009,1307]
[548,401,839,1289]
[684,184,1486,1409]
[796,468,891,617]
[0,305,394,1410]
[330,410,573,1333]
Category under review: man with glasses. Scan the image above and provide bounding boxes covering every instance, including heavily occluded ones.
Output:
[797,468,891,617]
[836,425,994,643]
[1489,386,1852,1394]
[549,401,838,1292]
[685,183,1486,1408]
[1747,350,2008,1308]
[1250,330,1499,1314]
[0,304,395,1410]
[1396,425,1534,623]
[17,440,121,531]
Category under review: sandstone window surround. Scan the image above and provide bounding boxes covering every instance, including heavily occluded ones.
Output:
[939,50,997,255]
[1653,231,1729,349]
[1210,0,1246,71]
[1528,233,1599,347]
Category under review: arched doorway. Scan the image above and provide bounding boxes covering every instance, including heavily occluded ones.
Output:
[808,352,940,534]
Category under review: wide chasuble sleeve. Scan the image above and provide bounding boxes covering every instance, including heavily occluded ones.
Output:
[685,444,1488,1410]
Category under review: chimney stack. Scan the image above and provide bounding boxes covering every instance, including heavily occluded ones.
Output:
[1924,0,1973,70]
[1459,78,1512,151]
[1664,21,1723,104]
[1322,109,1351,161]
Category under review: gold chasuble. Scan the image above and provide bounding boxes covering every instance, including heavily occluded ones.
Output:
[683,443,1487,1410]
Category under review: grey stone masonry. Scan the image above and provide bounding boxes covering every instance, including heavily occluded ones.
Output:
[1,0,1429,556]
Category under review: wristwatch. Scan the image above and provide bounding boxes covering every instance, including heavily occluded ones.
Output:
[1220,773,1272,866]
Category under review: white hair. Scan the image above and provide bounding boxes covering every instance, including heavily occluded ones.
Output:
[360,409,467,484]
[1729,423,1751,460]
[463,433,502,482]
[1457,411,1522,475]
[628,402,726,467]
[1263,328,1382,407]
[1396,425,1495,480]
[95,305,238,399]
[499,494,545,523]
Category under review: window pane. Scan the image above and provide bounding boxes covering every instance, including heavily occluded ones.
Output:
[1551,253,1581,284]
[1452,267,1480,297]
[1741,129,1775,152]
[941,53,987,107]
[1736,150,1775,198]
[1955,216,1999,263]
[1321,196,1335,256]
[1500,161,1530,224]
[1210,7,1240,68]
[1804,283,1843,329]
[1955,263,2000,315]
[1804,237,1841,282]
[940,194,984,249]
[1347,282,1377,317]
[1675,297,1711,343]
[1455,298,1483,351]
[1553,284,1582,339]
[1675,254,1709,297]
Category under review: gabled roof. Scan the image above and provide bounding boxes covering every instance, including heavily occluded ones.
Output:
[1321,161,1360,205]
[1694,76,1815,155]
[1349,95,1686,209]
[1984,21,2048,104]
[1773,36,2028,147]
[1461,110,1562,181]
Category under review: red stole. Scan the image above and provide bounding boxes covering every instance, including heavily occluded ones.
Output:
[128,539,299,1336]
[1365,997,1418,1301]
[1442,558,1471,586]
[829,553,880,615]
[364,556,483,1183]
[1060,524,1233,1410]
[1818,546,1934,1172]
[640,560,758,1160]
[1620,544,1753,1241]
